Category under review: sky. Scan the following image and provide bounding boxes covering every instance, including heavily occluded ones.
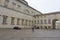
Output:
[25,0,60,13]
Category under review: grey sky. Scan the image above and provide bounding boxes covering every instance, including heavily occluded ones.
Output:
[25,0,60,13]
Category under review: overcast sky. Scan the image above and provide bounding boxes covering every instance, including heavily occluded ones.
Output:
[25,0,60,13]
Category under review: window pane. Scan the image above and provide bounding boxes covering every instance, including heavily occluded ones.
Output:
[44,19,47,24]
[22,19,24,25]
[17,18,20,25]
[2,15,8,24]
[41,20,43,24]
[48,19,51,24]
[11,17,15,25]
[38,20,39,24]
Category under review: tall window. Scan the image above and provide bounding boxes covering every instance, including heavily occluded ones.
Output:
[41,20,43,24]
[48,19,51,24]
[26,20,27,26]
[44,19,47,24]
[32,21,33,26]
[29,20,30,26]
[22,19,24,25]
[35,20,36,24]
[2,15,8,24]
[11,17,15,25]
[38,20,39,24]
[17,18,20,25]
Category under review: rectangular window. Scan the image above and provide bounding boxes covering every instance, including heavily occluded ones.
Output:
[38,20,39,24]
[26,20,27,26]
[41,20,43,24]
[2,15,8,24]
[35,20,36,24]
[22,19,24,25]
[44,19,47,24]
[17,18,20,25]
[29,20,30,26]
[32,21,33,26]
[11,17,15,25]
[48,19,51,24]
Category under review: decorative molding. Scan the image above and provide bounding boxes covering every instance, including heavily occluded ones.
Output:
[0,6,33,16]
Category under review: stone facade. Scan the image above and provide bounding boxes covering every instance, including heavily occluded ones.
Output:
[0,0,60,29]
[0,0,41,28]
[34,12,60,29]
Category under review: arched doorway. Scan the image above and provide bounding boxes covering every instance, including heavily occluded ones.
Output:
[52,19,58,29]
[56,21,60,29]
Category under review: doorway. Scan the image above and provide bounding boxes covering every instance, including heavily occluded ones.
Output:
[52,19,58,29]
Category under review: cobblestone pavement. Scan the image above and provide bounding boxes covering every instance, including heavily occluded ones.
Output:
[0,29,60,40]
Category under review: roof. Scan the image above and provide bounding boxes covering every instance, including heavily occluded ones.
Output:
[16,0,42,14]
[35,11,60,16]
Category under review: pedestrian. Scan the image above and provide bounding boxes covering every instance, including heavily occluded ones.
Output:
[32,27,34,32]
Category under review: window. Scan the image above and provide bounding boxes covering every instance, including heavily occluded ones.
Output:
[35,20,36,24]
[26,20,27,26]
[2,15,8,24]
[29,20,31,26]
[44,19,47,24]
[41,20,43,24]
[32,21,33,26]
[48,19,51,24]
[22,19,24,25]
[17,18,20,25]
[11,17,15,25]
[38,20,39,24]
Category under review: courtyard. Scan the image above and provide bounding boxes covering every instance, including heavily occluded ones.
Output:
[0,28,60,40]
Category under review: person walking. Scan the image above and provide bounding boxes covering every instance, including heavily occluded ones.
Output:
[32,27,34,32]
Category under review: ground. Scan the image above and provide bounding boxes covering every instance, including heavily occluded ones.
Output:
[0,29,60,40]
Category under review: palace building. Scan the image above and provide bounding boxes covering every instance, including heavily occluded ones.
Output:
[0,0,42,28]
[34,12,60,29]
[0,0,60,29]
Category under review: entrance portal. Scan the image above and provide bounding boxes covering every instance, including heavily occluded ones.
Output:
[52,19,58,29]
[56,21,60,29]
